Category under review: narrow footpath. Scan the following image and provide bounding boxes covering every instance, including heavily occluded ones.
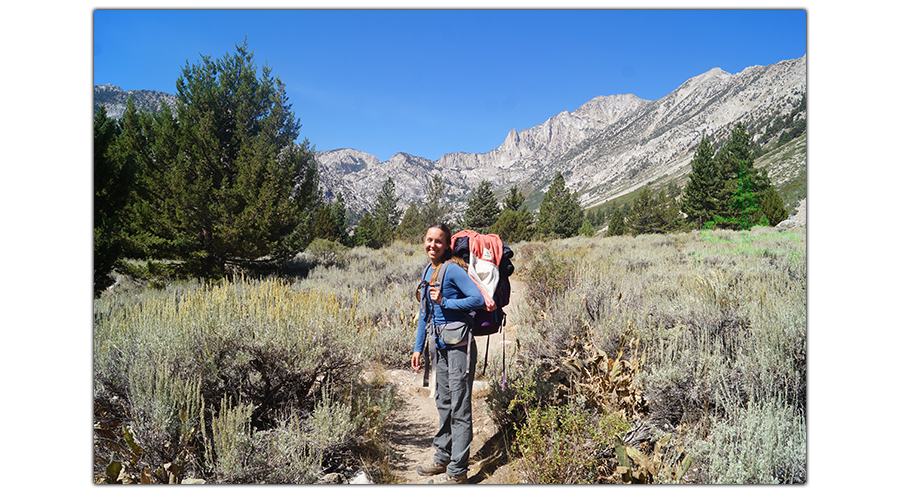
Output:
[384,277,524,484]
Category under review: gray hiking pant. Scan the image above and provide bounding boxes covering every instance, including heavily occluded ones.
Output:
[432,341,477,477]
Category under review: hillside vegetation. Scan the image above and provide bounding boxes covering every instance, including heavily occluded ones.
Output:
[94,225,806,484]
[499,226,806,483]
[94,242,425,484]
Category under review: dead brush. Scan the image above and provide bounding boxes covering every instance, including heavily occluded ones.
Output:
[613,433,693,484]
[552,336,649,418]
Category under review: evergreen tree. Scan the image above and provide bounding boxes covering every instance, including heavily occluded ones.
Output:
[760,186,789,226]
[681,136,722,230]
[421,174,452,225]
[311,205,341,242]
[491,207,533,243]
[665,181,681,201]
[628,187,666,235]
[585,206,605,228]
[726,160,764,230]
[578,219,596,237]
[353,211,377,248]
[119,41,319,278]
[502,185,526,212]
[656,188,681,232]
[371,177,402,247]
[310,193,349,244]
[396,200,424,242]
[464,180,501,232]
[536,172,583,239]
[606,207,627,237]
[714,123,772,229]
[491,184,533,242]
[94,105,134,296]
[329,192,350,244]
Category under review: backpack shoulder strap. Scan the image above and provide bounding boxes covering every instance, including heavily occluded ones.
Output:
[431,261,450,293]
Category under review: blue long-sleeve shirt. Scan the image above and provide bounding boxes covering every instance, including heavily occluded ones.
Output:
[414,262,486,353]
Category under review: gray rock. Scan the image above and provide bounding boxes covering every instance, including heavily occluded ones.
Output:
[348,469,373,484]
[315,55,807,216]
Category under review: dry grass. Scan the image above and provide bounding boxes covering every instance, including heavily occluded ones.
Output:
[500,226,806,483]
[93,243,418,483]
[94,227,806,484]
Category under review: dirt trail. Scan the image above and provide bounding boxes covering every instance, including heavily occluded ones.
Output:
[384,277,524,484]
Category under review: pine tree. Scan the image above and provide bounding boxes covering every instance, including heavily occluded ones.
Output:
[656,188,681,232]
[578,219,596,237]
[760,186,788,226]
[717,123,754,179]
[502,185,526,212]
[491,184,533,242]
[491,208,533,243]
[329,192,349,244]
[353,211,377,248]
[606,207,627,237]
[396,200,424,242]
[714,123,773,229]
[421,174,452,225]
[464,180,501,232]
[119,41,319,278]
[727,160,764,230]
[311,205,341,242]
[537,172,583,239]
[94,105,134,296]
[371,177,402,247]
[681,136,722,230]
[585,206,605,228]
[629,187,666,235]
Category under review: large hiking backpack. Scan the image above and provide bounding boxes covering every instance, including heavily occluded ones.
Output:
[450,230,515,335]
[451,230,514,380]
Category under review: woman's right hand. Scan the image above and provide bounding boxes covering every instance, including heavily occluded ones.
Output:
[411,352,422,371]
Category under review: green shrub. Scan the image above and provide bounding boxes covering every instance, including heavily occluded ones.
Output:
[519,249,577,311]
[304,238,350,267]
[515,403,628,483]
[126,358,203,450]
[689,398,806,483]
[485,364,556,431]
[256,412,319,484]
[308,379,356,453]
[209,395,254,480]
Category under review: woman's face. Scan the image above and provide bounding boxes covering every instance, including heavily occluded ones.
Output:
[424,227,448,264]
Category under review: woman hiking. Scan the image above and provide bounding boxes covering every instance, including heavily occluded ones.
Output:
[411,223,485,484]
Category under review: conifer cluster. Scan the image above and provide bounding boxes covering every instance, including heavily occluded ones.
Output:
[94,43,791,293]
[681,123,787,231]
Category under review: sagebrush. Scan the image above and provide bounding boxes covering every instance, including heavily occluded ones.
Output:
[497,226,806,483]
[93,242,423,483]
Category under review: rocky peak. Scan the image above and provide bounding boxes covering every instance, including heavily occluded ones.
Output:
[315,55,806,215]
[93,85,178,120]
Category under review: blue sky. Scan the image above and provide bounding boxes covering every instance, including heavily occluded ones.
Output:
[94,8,806,162]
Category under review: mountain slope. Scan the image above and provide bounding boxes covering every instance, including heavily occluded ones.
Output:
[317,55,806,215]
[93,55,807,217]
[94,84,178,118]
